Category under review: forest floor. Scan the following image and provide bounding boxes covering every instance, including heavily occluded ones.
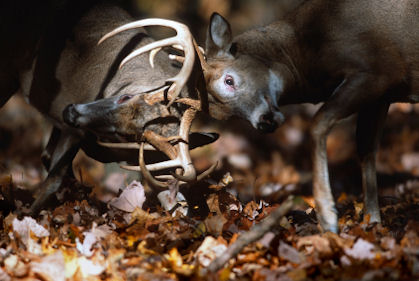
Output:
[0,95,418,281]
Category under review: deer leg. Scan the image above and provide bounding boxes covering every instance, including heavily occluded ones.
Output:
[356,102,389,224]
[30,130,80,215]
[310,74,390,233]
[41,127,61,170]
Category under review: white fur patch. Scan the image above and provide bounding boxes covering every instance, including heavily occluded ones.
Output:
[213,71,238,99]
[250,100,270,128]
[268,70,283,105]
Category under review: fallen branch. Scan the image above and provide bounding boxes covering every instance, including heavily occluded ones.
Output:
[205,196,295,273]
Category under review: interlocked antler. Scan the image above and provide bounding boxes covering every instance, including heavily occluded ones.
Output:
[98,19,215,188]
[99,107,217,188]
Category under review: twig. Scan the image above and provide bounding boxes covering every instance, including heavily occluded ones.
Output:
[205,195,295,273]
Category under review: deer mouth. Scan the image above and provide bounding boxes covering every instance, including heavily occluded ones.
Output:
[255,109,285,133]
[63,103,119,135]
[63,104,82,128]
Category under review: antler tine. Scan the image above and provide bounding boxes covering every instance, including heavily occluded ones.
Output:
[192,39,209,74]
[99,18,195,107]
[121,108,216,187]
[128,108,197,187]
[169,108,197,181]
[197,162,218,181]
[97,141,156,151]
[154,161,218,183]
[139,142,169,189]
[119,37,178,68]
[99,18,183,44]
[172,161,218,182]
[120,158,181,172]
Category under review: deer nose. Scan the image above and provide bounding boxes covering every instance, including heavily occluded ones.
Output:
[256,112,278,133]
[63,104,81,128]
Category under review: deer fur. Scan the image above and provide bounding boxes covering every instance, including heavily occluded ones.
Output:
[205,0,419,232]
[0,1,214,213]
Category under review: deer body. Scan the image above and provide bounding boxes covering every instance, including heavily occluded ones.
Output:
[0,2,214,213]
[206,0,419,232]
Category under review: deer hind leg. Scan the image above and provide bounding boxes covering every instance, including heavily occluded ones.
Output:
[310,73,390,233]
[356,102,389,224]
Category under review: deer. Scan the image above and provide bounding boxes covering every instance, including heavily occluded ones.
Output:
[50,0,419,233]
[102,0,419,232]
[201,0,419,233]
[0,1,217,214]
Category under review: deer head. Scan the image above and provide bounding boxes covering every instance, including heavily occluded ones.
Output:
[204,13,290,133]
[64,19,217,188]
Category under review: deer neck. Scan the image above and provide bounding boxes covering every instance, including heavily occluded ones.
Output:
[235,21,308,104]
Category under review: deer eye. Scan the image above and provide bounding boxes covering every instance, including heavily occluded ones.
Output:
[225,75,235,87]
[117,94,133,104]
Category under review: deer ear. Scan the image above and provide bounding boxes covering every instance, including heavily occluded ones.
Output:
[206,13,233,58]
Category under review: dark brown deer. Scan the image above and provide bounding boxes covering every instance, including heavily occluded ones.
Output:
[202,0,419,232]
[0,1,215,214]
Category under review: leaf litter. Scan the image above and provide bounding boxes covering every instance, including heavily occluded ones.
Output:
[0,100,418,280]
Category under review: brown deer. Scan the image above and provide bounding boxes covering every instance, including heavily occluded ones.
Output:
[202,0,419,232]
[0,2,215,214]
[50,0,419,233]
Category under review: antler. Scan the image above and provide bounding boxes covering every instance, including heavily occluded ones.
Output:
[99,18,195,107]
[112,108,216,188]
[98,18,216,188]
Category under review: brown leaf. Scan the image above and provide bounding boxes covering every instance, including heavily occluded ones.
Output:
[205,213,227,236]
[278,241,303,264]
[297,235,332,258]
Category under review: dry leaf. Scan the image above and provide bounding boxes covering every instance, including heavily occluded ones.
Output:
[76,232,97,257]
[204,213,227,236]
[344,238,376,260]
[278,241,303,264]
[109,180,146,212]
[297,235,332,258]
[0,267,11,281]
[31,251,65,281]
[12,216,49,254]
[195,236,227,267]
[158,190,188,216]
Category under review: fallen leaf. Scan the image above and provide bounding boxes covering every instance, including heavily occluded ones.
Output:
[12,216,49,239]
[344,238,376,260]
[167,248,195,276]
[31,251,65,281]
[243,201,259,220]
[109,180,146,212]
[205,213,227,236]
[278,241,303,264]
[76,231,97,257]
[12,216,49,254]
[297,235,332,258]
[4,254,28,278]
[0,267,11,281]
[157,190,188,216]
[195,236,227,267]
[78,256,105,277]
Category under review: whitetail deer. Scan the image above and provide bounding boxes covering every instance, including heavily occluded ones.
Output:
[202,0,419,232]
[0,2,216,214]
